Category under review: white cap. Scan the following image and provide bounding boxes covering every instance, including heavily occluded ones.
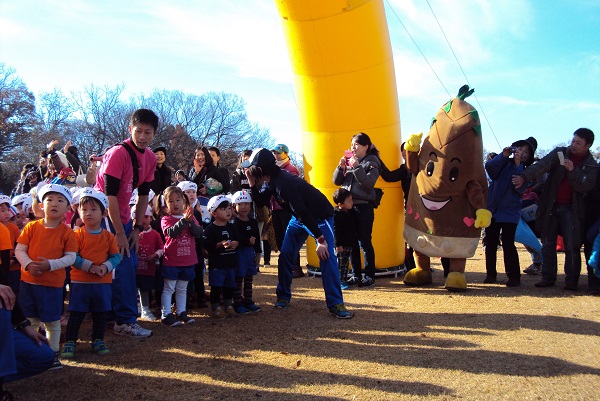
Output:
[8,205,18,216]
[0,195,10,205]
[21,197,32,215]
[177,181,197,192]
[37,184,73,204]
[78,187,109,210]
[129,188,155,205]
[130,205,153,220]
[11,193,31,206]
[129,188,138,205]
[207,194,231,213]
[70,188,83,205]
[231,190,252,204]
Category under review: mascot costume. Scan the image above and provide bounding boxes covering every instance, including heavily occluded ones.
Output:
[403,85,491,291]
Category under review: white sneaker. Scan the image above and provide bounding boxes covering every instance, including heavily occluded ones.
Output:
[140,311,157,321]
[114,322,153,337]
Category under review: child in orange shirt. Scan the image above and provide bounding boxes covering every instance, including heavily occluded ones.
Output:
[61,188,121,359]
[0,196,21,294]
[15,184,77,369]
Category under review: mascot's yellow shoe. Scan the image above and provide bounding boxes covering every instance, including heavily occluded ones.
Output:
[404,267,433,286]
[444,272,467,292]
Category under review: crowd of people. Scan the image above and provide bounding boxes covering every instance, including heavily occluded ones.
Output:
[1,106,598,400]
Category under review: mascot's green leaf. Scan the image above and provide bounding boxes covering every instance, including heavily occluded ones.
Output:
[457,84,474,100]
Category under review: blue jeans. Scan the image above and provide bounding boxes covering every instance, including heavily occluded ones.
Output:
[1,307,54,383]
[103,219,139,325]
[276,216,343,308]
[541,204,581,284]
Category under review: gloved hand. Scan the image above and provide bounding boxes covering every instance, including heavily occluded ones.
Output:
[405,132,423,153]
[474,209,492,228]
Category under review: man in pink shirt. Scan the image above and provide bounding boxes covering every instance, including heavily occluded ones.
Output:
[95,109,158,337]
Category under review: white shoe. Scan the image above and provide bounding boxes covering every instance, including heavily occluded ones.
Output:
[114,322,153,337]
[139,307,157,321]
[140,312,157,321]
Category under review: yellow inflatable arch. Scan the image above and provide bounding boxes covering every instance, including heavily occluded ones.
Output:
[274,0,405,269]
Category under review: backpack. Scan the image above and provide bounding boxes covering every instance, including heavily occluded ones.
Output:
[118,141,140,189]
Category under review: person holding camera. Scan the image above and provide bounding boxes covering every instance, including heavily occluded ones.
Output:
[484,137,537,287]
[513,129,597,291]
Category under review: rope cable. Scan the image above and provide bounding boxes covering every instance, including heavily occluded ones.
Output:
[424,0,501,149]
[384,0,451,99]
[385,0,501,149]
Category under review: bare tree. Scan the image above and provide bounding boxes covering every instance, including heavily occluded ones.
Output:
[0,63,37,158]
[140,90,274,173]
[37,89,75,137]
[72,84,134,159]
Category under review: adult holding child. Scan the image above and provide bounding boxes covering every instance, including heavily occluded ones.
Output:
[332,132,381,287]
[188,146,227,198]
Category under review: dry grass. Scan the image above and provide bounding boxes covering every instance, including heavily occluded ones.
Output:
[8,246,600,400]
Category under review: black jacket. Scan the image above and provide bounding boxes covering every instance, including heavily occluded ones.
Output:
[333,207,358,247]
[153,163,173,195]
[252,168,333,238]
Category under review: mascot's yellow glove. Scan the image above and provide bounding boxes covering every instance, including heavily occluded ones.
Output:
[405,132,423,153]
[474,209,492,228]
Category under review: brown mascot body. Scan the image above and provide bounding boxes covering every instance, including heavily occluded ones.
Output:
[403,85,491,291]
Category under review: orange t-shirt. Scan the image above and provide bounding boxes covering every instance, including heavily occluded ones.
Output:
[6,222,21,272]
[70,228,119,284]
[18,220,78,288]
[0,223,11,252]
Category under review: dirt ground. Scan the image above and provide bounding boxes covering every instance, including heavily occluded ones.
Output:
[7,245,600,401]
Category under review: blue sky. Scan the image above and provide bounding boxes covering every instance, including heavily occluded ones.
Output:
[1,0,599,157]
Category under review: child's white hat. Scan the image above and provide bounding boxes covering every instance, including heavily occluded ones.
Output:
[177,181,197,192]
[207,194,231,213]
[0,195,10,205]
[21,197,32,215]
[130,205,153,220]
[231,190,252,204]
[129,188,156,205]
[37,184,72,204]
[79,187,109,210]
[11,193,30,206]
[8,205,18,216]
[70,187,83,205]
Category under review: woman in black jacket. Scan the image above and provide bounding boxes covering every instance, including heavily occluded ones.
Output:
[152,146,173,195]
[188,146,226,197]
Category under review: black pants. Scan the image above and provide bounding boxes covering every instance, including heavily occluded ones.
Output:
[485,219,520,279]
[350,203,376,280]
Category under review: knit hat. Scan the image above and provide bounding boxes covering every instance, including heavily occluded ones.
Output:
[511,137,537,166]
